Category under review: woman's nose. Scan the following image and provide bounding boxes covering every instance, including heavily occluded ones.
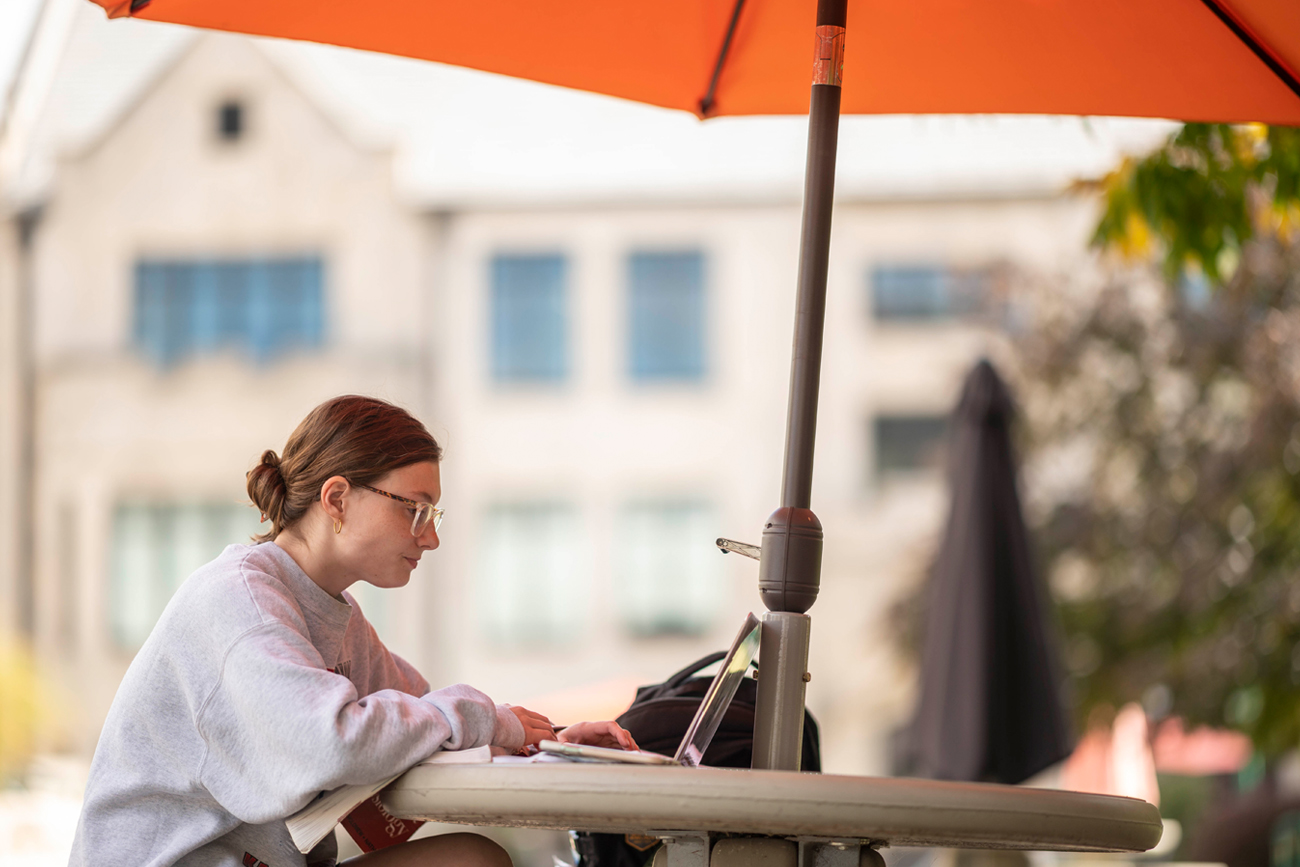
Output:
[417,525,439,550]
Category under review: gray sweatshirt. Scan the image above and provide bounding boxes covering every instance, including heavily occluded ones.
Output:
[70,541,525,867]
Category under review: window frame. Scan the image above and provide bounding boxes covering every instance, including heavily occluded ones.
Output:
[872,414,949,480]
[626,249,708,383]
[614,500,721,638]
[868,262,993,323]
[132,255,326,367]
[488,252,570,384]
[108,501,262,650]
[476,501,586,647]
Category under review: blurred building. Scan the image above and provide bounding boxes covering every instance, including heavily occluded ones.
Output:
[0,0,1172,774]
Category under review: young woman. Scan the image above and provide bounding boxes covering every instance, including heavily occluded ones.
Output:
[71,395,634,867]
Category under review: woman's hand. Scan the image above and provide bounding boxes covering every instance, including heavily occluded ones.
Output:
[557,721,639,751]
[509,705,557,748]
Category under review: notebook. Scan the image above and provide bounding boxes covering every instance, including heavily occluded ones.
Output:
[539,612,761,767]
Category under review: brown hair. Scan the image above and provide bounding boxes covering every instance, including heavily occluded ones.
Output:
[247,395,442,542]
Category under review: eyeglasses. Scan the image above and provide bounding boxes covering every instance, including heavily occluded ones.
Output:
[351,482,444,536]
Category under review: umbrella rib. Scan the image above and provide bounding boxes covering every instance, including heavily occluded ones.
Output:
[698,0,747,118]
[1198,0,1300,103]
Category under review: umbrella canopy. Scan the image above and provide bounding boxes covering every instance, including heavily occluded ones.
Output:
[91,0,1300,123]
[905,360,1072,785]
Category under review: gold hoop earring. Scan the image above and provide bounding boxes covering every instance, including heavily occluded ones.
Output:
[333,519,342,535]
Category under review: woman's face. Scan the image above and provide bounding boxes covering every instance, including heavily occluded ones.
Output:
[337,460,441,590]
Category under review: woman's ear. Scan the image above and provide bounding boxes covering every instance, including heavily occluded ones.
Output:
[320,476,350,521]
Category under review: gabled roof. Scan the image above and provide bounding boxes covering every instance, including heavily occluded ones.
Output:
[1,0,194,209]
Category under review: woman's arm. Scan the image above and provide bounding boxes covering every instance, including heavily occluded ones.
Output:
[193,621,513,824]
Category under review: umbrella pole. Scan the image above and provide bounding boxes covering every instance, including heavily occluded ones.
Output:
[752,0,845,771]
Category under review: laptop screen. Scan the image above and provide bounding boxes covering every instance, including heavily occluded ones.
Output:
[674,612,762,767]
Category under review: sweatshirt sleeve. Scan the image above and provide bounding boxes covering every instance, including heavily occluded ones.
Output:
[346,594,522,749]
[347,603,523,748]
[195,621,501,824]
[357,615,430,697]
[492,704,526,752]
[388,652,430,697]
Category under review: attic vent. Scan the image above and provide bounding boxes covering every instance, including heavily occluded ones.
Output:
[217,101,244,142]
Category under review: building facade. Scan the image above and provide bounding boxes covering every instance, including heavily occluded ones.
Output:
[0,1,1133,775]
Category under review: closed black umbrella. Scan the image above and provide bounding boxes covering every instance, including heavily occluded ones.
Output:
[905,359,1072,784]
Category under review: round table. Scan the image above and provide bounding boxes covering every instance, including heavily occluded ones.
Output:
[382,764,1162,852]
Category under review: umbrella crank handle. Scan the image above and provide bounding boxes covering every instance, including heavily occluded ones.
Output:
[716,538,761,561]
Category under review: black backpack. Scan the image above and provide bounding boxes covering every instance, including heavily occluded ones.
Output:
[570,651,822,867]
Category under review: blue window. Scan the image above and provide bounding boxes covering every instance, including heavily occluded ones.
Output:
[628,251,705,381]
[134,257,324,366]
[870,264,989,321]
[490,254,568,383]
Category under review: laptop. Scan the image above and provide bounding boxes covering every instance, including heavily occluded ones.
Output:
[539,612,762,767]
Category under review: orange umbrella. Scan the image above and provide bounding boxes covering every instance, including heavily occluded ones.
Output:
[91,0,1300,122]
[84,0,1300,771]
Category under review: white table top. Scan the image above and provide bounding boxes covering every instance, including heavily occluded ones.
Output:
[382,763,1162,852]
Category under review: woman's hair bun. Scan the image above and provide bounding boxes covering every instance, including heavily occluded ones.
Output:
[246,449,288,536]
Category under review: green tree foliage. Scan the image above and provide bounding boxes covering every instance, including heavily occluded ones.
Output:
[1092,124,1300,282]
[1015,123,1300,755]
